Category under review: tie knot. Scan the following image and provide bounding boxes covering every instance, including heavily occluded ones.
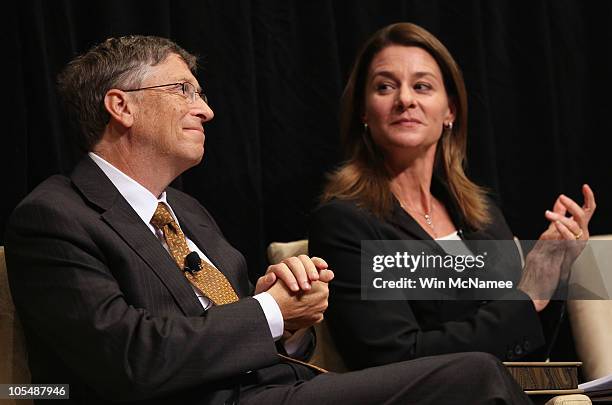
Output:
[151,202,175,229]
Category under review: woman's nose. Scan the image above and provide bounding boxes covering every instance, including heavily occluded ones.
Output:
[396,84,415,111]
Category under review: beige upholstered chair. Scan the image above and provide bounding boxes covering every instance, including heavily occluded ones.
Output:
[0,246,32,405]
[267,240,349,372]
[545,394,592,405]
[267,240,310,266]
[567,234,612,382]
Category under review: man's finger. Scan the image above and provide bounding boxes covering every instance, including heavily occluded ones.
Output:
[311,257,328,270]
[318,268,335,283]
[298,254,319,281]
[282,256,311,290]
[268,262,300,291]
[255,273,276,294]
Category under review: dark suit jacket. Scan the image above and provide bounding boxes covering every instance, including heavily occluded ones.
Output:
[4,158,302,404]
[309,180,550,370]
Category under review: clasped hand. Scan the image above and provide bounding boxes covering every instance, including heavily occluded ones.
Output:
[255,255,334,333]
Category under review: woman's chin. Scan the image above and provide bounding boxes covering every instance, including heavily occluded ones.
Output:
[385,136,439,152]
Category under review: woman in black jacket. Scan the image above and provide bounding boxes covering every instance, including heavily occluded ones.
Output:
[309,22,595,370]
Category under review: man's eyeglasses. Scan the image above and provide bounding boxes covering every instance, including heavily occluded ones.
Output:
[122,82,208,104]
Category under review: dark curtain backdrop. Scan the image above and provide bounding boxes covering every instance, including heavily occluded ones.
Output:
[4,0,611,281]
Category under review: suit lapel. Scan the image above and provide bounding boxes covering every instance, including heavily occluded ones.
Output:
[168,193,242,293]
[71,157,205,316]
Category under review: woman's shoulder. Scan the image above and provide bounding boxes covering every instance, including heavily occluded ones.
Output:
[309,197,385,239]
[482,194,514,239]
[312,197,376,223]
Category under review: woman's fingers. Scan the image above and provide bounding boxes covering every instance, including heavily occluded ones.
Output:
[558,194,588,229]
[539,185,596,242]
[545,210,582,239]
[552,195,567,215]
[553,220,578,240]
[582,184,596,217]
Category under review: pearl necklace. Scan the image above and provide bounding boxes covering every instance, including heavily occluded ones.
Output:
[423,213,433,228]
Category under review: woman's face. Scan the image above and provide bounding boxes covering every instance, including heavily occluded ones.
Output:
[363,45,455,157]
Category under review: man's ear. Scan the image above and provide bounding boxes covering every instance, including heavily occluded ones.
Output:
[104,89,135,128]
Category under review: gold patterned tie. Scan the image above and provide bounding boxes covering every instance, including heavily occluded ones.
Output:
[150,202,239,305]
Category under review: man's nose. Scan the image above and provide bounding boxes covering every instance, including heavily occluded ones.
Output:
[192,97,214,122]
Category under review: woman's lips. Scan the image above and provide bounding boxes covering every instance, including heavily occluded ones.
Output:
[391,118,422,127]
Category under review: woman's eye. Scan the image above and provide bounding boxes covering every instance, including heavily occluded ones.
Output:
[414,82,432,91]
[376,83,394,92]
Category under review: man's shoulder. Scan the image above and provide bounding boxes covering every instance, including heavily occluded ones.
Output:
[4,175,92,257]
[13,174,78,212]
[7,174,97,234]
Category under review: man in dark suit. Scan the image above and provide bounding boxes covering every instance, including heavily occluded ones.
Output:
[5,35,531,404]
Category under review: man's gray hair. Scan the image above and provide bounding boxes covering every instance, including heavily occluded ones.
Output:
[57,35,197,151]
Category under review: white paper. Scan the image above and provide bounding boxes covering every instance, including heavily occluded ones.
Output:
[578,373,612,392]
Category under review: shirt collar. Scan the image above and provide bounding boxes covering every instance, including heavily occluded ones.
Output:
[88,152,172,227]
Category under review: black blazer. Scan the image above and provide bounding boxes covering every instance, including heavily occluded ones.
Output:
[5,158,292,404]
[309,183,547,370]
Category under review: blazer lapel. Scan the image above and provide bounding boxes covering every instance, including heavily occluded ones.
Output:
[70,157,205,316]
[388,200,434,241]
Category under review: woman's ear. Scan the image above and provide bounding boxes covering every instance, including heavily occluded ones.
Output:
[446,97,457,124]
[104,89,135,128]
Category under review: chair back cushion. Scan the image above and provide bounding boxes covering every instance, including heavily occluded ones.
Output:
[267,240,309,264]
[0,246,32,394]
[568,235,612,381]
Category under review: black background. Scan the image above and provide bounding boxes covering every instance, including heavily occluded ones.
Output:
[4,0,610,281]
